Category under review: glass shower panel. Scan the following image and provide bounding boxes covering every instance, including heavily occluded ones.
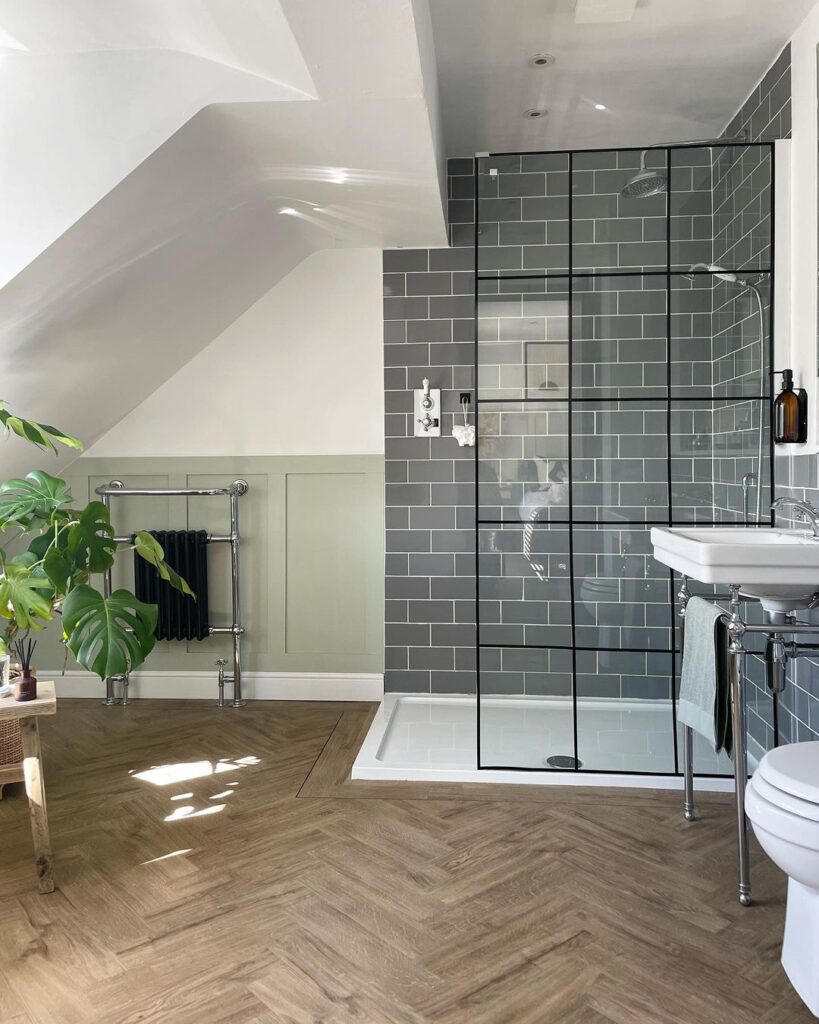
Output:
[477,404,568,523]
[478,646,574,768]
[669,146,714,272]
[478,524,571,649]
[670,273,714,399]
[477,154,569,276]
[476,141,776,778]
[577,651,675,773]
[572,276,667,399]
[572,149,667,273]
[670,400,772,523]
[478,280,570,399]
[712,272,771,399]
[572,402,668,522]
[573,525,671,650]
[477,281,569,401]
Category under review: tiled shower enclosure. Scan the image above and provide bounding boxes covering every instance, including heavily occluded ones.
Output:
[475,143,775,774]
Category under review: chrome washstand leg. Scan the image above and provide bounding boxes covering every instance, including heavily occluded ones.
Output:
[229,482,248,709]
[101,481,124,706]
[728,584,752,907]
[683,727,698,821]
[678,575,699,822]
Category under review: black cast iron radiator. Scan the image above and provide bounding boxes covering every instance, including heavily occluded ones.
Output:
[133,530,210,641]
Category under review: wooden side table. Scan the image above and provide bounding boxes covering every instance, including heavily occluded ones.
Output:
[0,682,56,893]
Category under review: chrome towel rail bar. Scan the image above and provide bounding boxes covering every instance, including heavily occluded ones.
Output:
[94,478,249,708]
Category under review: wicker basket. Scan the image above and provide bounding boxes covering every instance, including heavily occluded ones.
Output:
[0,719,23,766]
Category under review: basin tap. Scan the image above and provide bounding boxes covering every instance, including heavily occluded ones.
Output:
[771,497,819,538]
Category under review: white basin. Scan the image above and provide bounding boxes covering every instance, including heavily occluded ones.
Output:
[650,527,819,614]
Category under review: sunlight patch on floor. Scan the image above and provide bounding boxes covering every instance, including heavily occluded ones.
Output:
[142,849,193,865]
[165,804,225,822]
[130,756,261,825]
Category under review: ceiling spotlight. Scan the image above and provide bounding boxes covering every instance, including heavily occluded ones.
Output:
[528,52,555,68]
[594,103,607,111]
[523,108,548,119]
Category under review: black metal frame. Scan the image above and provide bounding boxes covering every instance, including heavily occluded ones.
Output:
[474,141,777,776]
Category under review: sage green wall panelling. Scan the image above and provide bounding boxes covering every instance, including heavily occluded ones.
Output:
[286,472,374,656]
[34,456,384,677]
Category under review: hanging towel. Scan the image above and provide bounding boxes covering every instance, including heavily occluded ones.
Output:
[678,596,733,757]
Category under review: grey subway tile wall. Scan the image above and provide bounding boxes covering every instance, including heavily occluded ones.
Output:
[383,159,476,694]
[716,43,819,754]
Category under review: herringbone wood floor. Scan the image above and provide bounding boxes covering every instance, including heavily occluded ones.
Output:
[0,699,811,1024]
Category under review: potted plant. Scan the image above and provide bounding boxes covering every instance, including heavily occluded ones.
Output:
[0,401,191,694]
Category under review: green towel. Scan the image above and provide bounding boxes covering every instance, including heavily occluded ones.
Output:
[678,596,732,757]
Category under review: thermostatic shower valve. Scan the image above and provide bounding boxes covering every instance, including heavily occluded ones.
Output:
[413,377,441,437]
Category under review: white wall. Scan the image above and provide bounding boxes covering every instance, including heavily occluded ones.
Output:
[86,248,384,457]
[788,0,819,452]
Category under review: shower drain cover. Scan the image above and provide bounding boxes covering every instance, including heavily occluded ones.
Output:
[545,754,582,769]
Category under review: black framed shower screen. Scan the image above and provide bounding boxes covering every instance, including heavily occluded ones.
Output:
[473,142,776,775]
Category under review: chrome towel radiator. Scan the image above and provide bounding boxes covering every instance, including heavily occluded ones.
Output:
[95,479,249,708]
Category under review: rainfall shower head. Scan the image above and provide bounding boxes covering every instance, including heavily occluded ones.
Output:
[620,134,749,201]
[620,150,668,198]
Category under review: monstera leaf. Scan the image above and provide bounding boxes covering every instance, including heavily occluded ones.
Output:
[133,531,195,597]
[0,561,54,630]
[0,402,83,454]
[66,501,116,574]
[0,470,73,529]
[62,585,158,679]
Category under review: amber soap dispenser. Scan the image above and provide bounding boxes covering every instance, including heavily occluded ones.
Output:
[774,368,807,444]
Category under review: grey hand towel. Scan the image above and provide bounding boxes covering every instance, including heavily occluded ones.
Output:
[678,596,732,757]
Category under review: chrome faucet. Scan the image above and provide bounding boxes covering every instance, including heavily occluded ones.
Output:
[771,497,819,538]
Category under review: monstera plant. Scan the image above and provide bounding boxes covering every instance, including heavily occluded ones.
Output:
[0,402,191,679]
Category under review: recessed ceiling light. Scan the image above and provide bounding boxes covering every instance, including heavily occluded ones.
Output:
[279,207,298,216]
[528,53,555,68]
[594,103,607,111]
[523,108,548,119]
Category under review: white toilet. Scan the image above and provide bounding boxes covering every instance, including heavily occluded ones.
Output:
[746,740,819,1016]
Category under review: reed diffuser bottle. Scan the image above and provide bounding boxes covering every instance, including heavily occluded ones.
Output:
[12,638,37,701]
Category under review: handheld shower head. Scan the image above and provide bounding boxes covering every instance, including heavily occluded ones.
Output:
[683,262,739,284]
[620,150,668,198]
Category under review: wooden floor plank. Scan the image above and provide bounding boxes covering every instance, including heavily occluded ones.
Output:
[0,699,811,1023]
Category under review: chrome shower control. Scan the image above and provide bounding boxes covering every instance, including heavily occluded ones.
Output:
[413,378,441,437]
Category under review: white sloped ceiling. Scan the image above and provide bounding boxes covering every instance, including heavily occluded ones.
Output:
[0,0,446,475]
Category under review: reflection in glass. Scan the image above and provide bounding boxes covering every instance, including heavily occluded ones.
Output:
[478,404,568,523]
[573,526,671,650]
[478,525,571,648]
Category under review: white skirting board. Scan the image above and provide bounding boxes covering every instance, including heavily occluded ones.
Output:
[44,670,383,702]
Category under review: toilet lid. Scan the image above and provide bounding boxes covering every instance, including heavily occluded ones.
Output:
[751,771,819,823]
[758,741,819,805]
